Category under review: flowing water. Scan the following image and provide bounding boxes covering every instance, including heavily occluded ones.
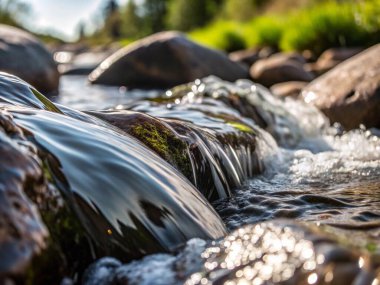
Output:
[55,75,380,284]
[1,74,379,284]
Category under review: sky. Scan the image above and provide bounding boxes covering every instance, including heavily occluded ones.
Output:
[25,0,128,41]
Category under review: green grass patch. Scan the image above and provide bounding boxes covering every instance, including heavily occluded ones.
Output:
[189,21,247,52]
[243,16,285,49]
[188,0,380,55]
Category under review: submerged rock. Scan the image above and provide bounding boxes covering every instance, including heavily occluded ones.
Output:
[89,106,262,202]
[0,25,59,94]
[89,31,248,89]
[302,44,380,130]
[0,73,227,282]
[83,219,380,285]
[87,110,194,182]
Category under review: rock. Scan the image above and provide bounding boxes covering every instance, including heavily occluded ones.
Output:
[305,47,364,76]
[270,81,308,99]
[319,47,364,63]
[87,110,194,182]
[229,48,260,66]
[88,104,263,202]
[302,44,380,129]
[0,111,48,282]
[250,53,314,87]
[82,219,380,285]
[0,25,59,94]
[89,31,248,89]
[270,52,307,65]
[185,220,380,285]
[0,73,227,282]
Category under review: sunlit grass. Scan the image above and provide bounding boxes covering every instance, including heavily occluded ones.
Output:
[280,1,380,54]
[188,0,380,55]
[243,16,285,49]
[189,21,246,52]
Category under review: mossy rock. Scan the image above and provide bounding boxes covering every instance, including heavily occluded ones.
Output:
[88,110,193,181]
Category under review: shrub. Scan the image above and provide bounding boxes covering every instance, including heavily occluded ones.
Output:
[243,16,285,49]
[280,2,373,54]
[189,21,247,52]
[188,0,380,55]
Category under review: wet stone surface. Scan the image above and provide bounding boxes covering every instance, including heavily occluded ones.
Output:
[0,111,48,281]
[83,220,380,285]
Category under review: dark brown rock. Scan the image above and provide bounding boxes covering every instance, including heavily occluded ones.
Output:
[305,47,364,76]
[89,31,249,89]
[302,44,380,129]
[250,53,314,87]
[0,111,48,281]
[270,81,308,99]
[0,25,59,94]
[319,47,364,63]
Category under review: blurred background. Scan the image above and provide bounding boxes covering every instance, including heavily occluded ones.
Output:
[2,0,380,55]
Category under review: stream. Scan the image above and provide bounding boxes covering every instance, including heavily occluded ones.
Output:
[56,75,380,284]
[1,74,379,284]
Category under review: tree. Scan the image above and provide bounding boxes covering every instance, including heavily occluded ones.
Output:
[121,0,141,38]
[103,0,121,39]
[0,0,30,27]
[167,0,218,31]
[222,0,257,22]
[77,21,86,40]
[142,0,168,33]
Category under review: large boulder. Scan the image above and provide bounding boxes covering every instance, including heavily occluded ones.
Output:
[0,25,59,94]
[250,52,313,87]
[89,31,249,89]
[302,44,380,129]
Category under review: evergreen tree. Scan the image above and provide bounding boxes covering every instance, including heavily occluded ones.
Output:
[121,0,141,38]
[167,0,218,31]
[0,0,30,27]
[222,0,257,22]
[104,0,121,39]
[142,0,168,33]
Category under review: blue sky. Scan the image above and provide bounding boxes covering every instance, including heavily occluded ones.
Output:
[25,0,128,41]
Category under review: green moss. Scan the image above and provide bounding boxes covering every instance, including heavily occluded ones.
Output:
[25,160,93,284]
[227,121,255,134]
[366,242,378,253]
[131,122,193,181]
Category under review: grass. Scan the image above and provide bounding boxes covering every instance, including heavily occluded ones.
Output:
[188,0,380,55]
[189,21,246,52]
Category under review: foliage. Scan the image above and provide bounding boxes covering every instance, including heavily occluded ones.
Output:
[143,0,168,33]
[279,1,380,54]
[167,0,218,31]
[190,0,380,55]
[189,21,246,52]
[243,16,284,49]
[0,0,29,27]
[221,0,257,22]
